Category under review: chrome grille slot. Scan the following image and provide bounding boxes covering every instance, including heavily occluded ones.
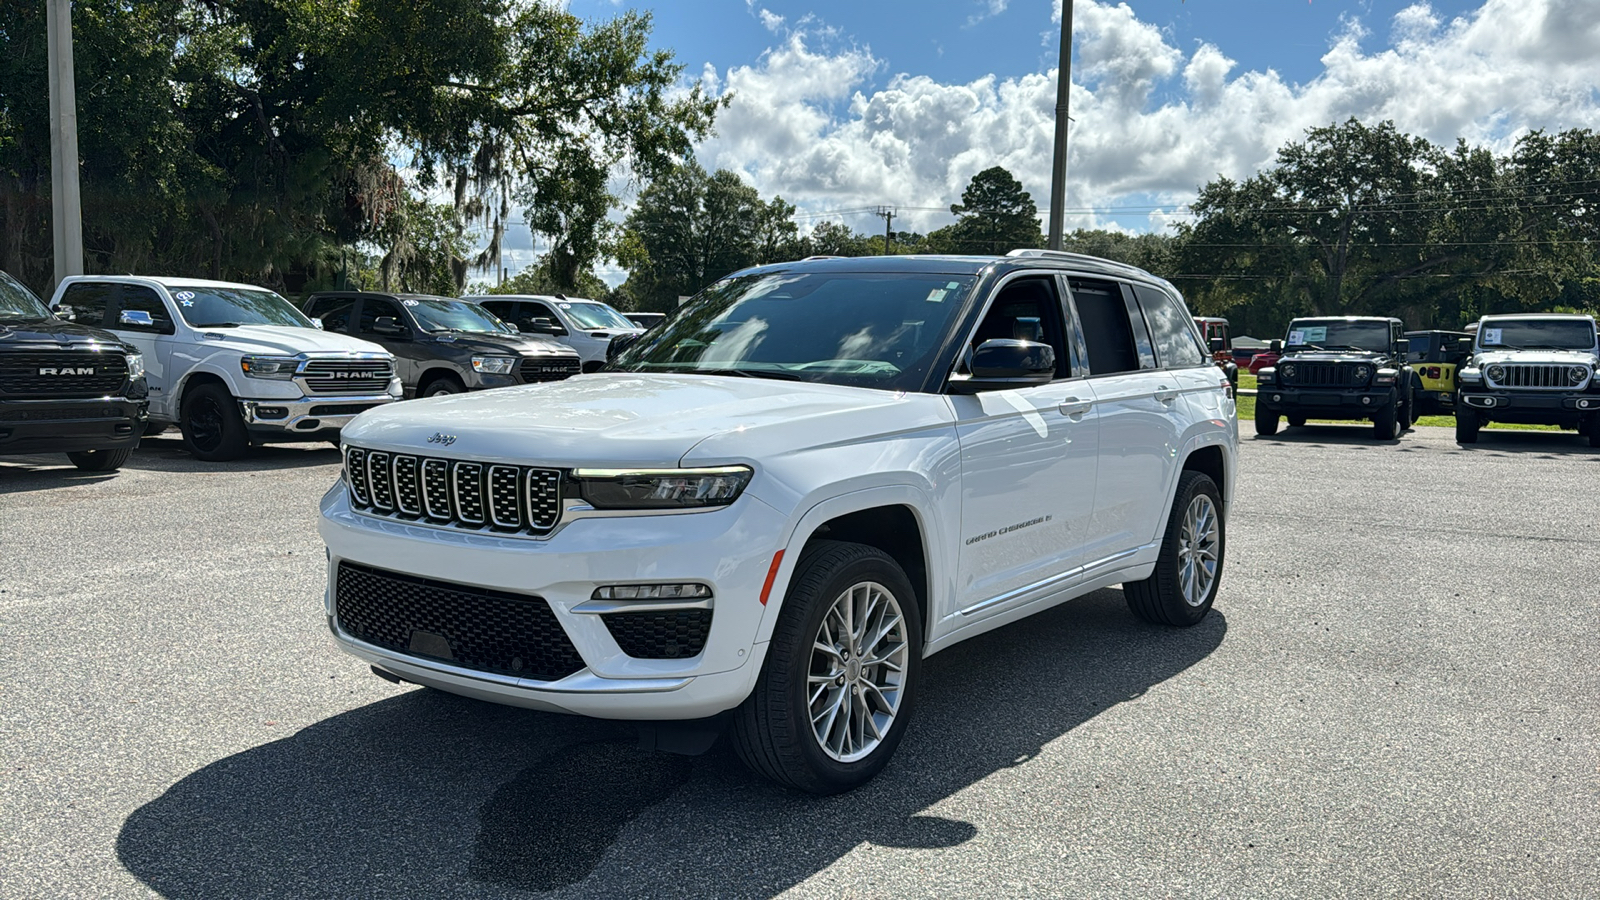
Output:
[393,456,422,515]
[1283,361,1364,387]
[367,451,394,510]
[299,358,395,395]
[453,463,486,525]
[1490,363,1583,390]
[422,459,451,520]
[343,446,564,536]
[488,466,522,529]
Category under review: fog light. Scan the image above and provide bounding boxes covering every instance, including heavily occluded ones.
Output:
[1361,396,1371,405]
[256,406,289,419]
[593,583,712,601]
[1483,398,1496,407]
[1272,394,1282,402]
[1580,399,1593,409]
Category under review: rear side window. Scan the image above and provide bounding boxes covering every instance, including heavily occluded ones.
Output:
[478,300,517,322]
[1069,279,1143,375]
[1134,285,1206,368]
[56,282,114,327]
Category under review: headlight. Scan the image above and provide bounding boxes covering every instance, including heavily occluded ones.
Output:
[125,353,145,381]
[240,355,300,379]
[1281,364,1296,379]
[1569,366,1588,385]
[1354,365,1370,381]
[572,466,753,509]
[471,355,517,375]
[1486,364,1505,383]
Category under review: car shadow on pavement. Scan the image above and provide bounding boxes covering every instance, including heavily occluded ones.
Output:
[1250,424,1403,445]
[0,438,340,492]
[117,590,1226,898]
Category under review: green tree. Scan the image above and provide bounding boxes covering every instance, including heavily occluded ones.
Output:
[928,166,1044,254]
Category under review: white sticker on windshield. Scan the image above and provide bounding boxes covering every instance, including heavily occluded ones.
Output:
[925,289,948,303]
[559,303,572,309]
[1301,326,1327,342]
[1482,327,1503,345]
[1287,330,1305,345]
[402,299,420,307]
[175,290,196,306]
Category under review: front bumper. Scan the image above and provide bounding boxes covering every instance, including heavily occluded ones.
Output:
[0,397,147,455]
[240,393,396,435]
[1257,386,1394,417]
[1458,389,1599,424]
[318,484,788,720]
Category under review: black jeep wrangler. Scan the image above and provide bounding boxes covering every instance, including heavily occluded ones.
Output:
[1254,316,1415,440]
[0,270,149,471]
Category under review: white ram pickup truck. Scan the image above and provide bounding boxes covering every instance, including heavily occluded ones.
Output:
[50,276,402,460]
[320,251,1238,793]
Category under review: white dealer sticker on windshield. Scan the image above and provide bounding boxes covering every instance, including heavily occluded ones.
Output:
[924,289,948,303]
[402,299,420,307]
[1482,327,1503,345]
[175,291,196,306]
[1288,326,1327,345]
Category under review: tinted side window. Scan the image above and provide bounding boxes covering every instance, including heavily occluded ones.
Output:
[310,297,357,333]
[114,285,174,334]
[1134,285,1206,368]
[479,300,518,323]
[56,282,114,327]
[1069,279,1141,375]
[358,297,405,333]
[524,301,557,324]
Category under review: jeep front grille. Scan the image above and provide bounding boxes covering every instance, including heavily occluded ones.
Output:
[344,446,562,536]
[1280,361,1367,387]
[0,351,129,398]
[298,358,395,395]
[1487,363,1589,390]
[334,561,585,681]
[517,356,580,383]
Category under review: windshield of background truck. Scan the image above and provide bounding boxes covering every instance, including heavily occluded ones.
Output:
[0,271,52,321]
[561,301,635,331]
[1477,319,1596,351]
[1285,320,1389,352]
[175,286,314,329]
[404,297,512,334]
[612,270,977,391]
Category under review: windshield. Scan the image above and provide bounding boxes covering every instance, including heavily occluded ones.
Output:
[407,297,512,334]
[1478,319,1596,351]
[562,301,635,331]
[0,271,53,322]
[1285,319,1390,352]
[612,270,978,392]
[176,287,313,328]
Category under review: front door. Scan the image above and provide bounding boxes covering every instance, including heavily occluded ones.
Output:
[106,284,181,420]
[354,297,428,392]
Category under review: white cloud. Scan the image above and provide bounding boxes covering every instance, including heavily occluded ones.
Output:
[693,0,1600,238]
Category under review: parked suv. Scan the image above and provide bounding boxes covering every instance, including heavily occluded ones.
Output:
[50,277,401,461]
[1455,313,1600,446]
[303,292,580,397]
[0,270,148,471]
[1404,329,1472,416]
[320,250,1237,793]
[466,294,643,372]
[1254,316,1415,439]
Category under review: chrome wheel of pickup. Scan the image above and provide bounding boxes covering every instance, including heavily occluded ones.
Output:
[808,580,909,763]
[1178,494,1220,608]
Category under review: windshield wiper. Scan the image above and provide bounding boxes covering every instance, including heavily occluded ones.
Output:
[678,366,803,381]
[1518,343,1584,351]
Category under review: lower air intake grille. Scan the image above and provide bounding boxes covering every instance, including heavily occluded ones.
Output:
[602,609,713,659]
[334,561,586,681]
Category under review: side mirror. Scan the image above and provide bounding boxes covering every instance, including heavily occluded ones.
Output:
[120,309,155,327]
[1269,340,1283,352]
[310,317,325,330]
[1209,337,1227,353]
[528,316,567,336]
[949,339,1055,394]
[503,322,519,334]
[1394,338,1410,355]
[372,316,407,337]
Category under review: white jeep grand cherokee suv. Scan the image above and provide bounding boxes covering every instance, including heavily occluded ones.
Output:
[320,251,1237,793]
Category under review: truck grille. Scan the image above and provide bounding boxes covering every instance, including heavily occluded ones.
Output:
[334,561,586,681]
[1487,363,1589,390]
[0,351,128,398]
[517,356,580,383]
[1280,361,1367,387]
[298,358,394,395]
[344,446,563,536]
[603,610,713,659]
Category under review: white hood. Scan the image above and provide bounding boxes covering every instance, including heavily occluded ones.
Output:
[341,373,953,468]
[1474,348,1597,367]
[189,324,390,357]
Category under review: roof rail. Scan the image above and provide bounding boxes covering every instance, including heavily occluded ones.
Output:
[1006,248,1152,277]
[800,255,844,261]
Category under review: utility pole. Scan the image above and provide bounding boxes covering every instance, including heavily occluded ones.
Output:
[1046,0,1074,251]
[47,0,85,286]
[875,207,896,254]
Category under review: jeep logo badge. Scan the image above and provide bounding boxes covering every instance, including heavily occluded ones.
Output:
[38,367,95,376]
[427,433,456,446]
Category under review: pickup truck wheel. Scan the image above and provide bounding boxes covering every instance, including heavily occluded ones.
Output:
[1456,403,1480,444]
[180,383,250,461]
[420,375,464,397]
[731,540,922,794]
[1372,394,1400,440]
[1286,414,1306,428]
[1125,470,1224,627]
[1253,404,1279,436]
[67,448,132,472]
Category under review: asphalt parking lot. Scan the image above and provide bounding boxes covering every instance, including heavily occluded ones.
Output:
[3,425,1597,899]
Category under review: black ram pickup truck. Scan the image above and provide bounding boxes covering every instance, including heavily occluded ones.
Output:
[0,270,148,471]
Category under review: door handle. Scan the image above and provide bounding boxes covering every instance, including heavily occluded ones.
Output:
[1058,397,1092,416]
[1154,386,1178,403]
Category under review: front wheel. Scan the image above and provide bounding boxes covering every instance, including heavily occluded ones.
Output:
[67,447,133,472]
[1125,470,1224,627]
[731,540,922,794]
[1456,402,1481,444]
[180,383,250,461]
[1373,394,1400,440]
[420,375,465,398]
[1254,404,1280,436]
[1286,414,1307,428]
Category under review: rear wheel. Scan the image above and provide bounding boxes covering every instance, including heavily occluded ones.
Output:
[67,447,132,472]
[420,375,465,397]
[1254,404,1280,436]
[1588,418,1600,448]
[180,383,250,461]
[1125,470,1224,627]
[731,540,922,794]
[1456,402,1481,444]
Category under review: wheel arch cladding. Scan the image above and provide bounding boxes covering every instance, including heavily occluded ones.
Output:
[802,504,928,642]
[180,370,231,407]
[1182,444,1226,497]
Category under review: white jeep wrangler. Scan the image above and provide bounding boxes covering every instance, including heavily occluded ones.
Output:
[319,252,1238,792]
[50,276,402,460]
[1456,313,1600,446]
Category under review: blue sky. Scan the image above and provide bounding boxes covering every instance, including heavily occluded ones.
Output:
[529,0,1600,283]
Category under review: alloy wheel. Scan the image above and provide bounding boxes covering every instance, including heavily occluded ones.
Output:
[1178,494,1220,607]
[807,581,909,763]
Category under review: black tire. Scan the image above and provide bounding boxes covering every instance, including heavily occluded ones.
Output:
[1125,470,1224,627]
[1588,420,1600,448]
[67,447,133,472]
[1456,402,1480,444]
[1254,403,1280,436]
[180,382,250,461]
[420,375,465,397]
[731,540,923,795]
[1373,394,1400,440]
[1286,414,1306,428]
